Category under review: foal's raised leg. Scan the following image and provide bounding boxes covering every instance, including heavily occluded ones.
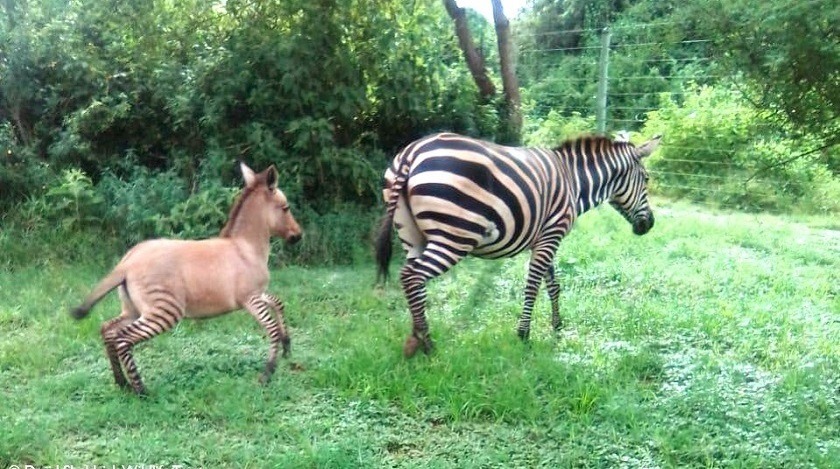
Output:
[400,241,465,358]
[245,293,289,385]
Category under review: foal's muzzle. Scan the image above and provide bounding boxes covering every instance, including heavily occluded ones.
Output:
[286,233,302,245]
[632,214,654,236]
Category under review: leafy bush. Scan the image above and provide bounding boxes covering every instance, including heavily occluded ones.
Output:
[642,85,840,213]
[523,110,596,147]
[36,168,104,231]
[0,157,382,268]
[154,183,238,240]
[0,124,53,209]
[273,204,381,267]
[97,165,189,244]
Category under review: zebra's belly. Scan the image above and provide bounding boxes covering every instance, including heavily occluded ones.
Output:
[471,236,532,259]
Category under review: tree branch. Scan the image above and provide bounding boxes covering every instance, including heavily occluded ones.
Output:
[442,0,495,99]
[745,140,840,185]
[491,0,522,141]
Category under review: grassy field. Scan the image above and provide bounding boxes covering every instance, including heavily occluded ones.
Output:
[1,200,838,468]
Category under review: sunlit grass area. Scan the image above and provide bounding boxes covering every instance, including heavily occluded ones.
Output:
[1,200,838,467]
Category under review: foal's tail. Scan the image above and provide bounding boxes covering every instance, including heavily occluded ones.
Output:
[70,269,126,319]
[375,212,395,284]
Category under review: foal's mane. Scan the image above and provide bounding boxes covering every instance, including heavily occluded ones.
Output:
[220,184,257,238]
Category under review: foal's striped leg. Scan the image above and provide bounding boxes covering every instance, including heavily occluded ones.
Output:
[263,293,291,358]
[114,312,182,396]
[245,294,287,384]
[400,241,466,357]
[100,315,135,389]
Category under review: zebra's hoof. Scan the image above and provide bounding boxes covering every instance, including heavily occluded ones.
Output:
[517,329,531,341]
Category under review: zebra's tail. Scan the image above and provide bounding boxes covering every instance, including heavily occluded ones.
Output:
[376,149,413,284]
[71,269,126,320]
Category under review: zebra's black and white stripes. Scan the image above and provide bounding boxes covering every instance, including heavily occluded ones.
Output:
[375,132,661,357]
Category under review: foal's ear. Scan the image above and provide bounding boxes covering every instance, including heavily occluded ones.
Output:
[240,161,257,186]
[265,165,278,190]
[636,135,662,159]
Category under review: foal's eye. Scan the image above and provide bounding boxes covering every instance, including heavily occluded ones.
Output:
[280,205,290,213]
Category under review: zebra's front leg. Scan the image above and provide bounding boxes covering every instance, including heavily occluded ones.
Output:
[245,294,286,385]
[545,266,563,332]
[517,242,560,341]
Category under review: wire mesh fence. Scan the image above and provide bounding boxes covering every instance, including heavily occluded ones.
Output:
[517,20,836,213]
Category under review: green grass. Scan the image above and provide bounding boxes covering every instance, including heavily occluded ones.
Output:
[1,200,838,468]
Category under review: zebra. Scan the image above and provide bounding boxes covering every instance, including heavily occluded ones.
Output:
[71,163,302,395]
[375,132,661,357]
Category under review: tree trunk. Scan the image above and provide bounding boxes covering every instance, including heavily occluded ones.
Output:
[442,0,495,99]
[491,0,522,142]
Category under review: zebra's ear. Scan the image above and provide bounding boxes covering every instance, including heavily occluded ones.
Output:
[240,161,257,187]
[265,165,278,190]
[636,135,662,158]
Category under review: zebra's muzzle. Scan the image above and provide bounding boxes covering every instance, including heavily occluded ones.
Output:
[632,215,654,236]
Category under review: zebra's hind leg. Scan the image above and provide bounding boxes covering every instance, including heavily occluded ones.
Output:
[545,266,563,332]
[114,314,181,396]
[400,242,465,358]
[245,293,289,385]
[100,315,135,389]
[517,241,561,341]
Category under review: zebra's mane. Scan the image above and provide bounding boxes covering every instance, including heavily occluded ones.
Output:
[552,135,634,154]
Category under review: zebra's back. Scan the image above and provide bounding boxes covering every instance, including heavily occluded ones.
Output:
[385,133,573,260]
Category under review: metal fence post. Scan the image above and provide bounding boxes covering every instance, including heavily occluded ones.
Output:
[596,27,611,134]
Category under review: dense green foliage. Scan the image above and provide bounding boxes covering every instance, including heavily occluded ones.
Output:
[692,0,839,145]
[1,0,838,267]
[643,86,840,213]
[0,0,501,209]
[1,204,838,466]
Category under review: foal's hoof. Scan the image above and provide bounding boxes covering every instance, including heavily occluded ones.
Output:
[259,373,273,386]
[403,334,434,358]
[403,335,421,358]
[517,329,531,341]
